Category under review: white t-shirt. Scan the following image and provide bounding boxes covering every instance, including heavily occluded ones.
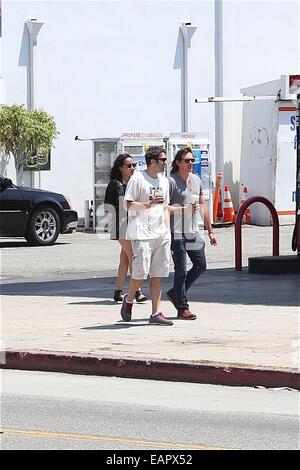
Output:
[124,170,170,240]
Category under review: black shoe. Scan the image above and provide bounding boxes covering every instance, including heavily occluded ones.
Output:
[135,289,148,303]
[114,290,123,302]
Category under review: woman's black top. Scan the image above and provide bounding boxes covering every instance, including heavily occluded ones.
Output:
[104,179,127,240]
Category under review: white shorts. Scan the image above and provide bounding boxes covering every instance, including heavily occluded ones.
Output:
[131,235,171,280]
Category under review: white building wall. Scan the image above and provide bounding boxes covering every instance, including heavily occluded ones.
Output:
[1,0,299,218]
[222,0,300,206]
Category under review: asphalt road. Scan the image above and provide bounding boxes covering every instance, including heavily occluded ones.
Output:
[1,370,299,450]
[0,225,295,281]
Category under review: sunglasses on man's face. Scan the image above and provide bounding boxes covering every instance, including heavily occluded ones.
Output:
[157,158,167,163]
[182,158,195,164]
[124,163,137,169]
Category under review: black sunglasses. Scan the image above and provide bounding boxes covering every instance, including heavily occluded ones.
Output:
[182,158,195,164]
[124,163,137,169]
[157,157,167,163]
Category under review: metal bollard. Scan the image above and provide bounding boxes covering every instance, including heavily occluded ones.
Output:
[84,200,90,230]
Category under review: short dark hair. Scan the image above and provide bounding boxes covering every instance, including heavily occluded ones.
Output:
[145,146,166,167]
[170,147,193,174]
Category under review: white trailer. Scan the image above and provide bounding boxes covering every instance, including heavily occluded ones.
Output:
[240,75,298,226]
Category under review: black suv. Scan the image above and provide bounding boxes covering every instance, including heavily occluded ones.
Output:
[0,175,78,246]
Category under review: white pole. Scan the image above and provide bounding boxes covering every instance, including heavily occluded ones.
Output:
[195,95,278,103]
[214,0,224,177]
[0,0,3,105]
[181,25,188,132]
[84,200,90,230]
[25,19,44,188]
[180,23,197,132]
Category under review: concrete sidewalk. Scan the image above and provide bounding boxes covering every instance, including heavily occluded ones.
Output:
[1,268,299,389]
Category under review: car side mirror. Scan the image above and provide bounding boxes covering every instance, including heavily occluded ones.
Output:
[1,178,13,189]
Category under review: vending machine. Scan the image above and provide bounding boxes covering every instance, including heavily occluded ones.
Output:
[119,133,165,171]
[167,133,213,220]
[93,138,120,229]
[93,133,165,230]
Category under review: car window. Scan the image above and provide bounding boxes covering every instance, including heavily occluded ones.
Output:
[0,176,13,188]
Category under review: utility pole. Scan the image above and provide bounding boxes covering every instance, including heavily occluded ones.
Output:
[25,18,44,189]
[292,92,300,254]
[214,0,224,177]
[180,22,197,132]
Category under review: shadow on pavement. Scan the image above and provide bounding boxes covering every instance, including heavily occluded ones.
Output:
[82,321,150,330]
[69,300,118,306]
[1,268,299,307]
[0,240,69,248]
[81,315,179,330]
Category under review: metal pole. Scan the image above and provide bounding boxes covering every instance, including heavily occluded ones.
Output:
[195,95,278,103]
[235,196,279,271]
[292,93,300,254]
[214,0,224,176]
[181,27,188,132]
[180,23,197,132]
[0,2,3,105]
[84,200,90,230]
[25,19,44,189]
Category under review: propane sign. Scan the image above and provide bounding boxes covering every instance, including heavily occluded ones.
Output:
[120,133,165,171]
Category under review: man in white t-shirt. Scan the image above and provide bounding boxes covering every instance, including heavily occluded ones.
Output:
[121,147,173,326]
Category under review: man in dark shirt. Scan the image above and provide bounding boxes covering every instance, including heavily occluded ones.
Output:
[168,147,217,320]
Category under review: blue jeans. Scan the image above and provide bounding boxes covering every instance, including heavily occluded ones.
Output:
[171,234,207,311]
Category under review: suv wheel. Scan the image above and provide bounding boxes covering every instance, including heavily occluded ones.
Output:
[25,206,60,246]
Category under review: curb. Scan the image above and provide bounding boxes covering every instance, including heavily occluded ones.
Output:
[1,350,299,390]
[248,255,300,274]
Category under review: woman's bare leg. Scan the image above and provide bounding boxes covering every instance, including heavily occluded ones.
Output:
[116,240,131,290]
[118,239,133,275]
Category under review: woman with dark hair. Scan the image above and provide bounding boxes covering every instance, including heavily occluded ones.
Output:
[104,153,147,303]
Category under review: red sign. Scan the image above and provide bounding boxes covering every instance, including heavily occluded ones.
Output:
[289,75,300,89]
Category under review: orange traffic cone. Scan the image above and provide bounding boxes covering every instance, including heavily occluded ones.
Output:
[240,186,251,224]
[223,185,235,223]
[213,172,223,223]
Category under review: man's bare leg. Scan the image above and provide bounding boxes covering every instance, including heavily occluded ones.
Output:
[127,278,143,303]
[149,277,162,314]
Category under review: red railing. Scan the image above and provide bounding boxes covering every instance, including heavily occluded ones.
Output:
[235,196,280,271]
